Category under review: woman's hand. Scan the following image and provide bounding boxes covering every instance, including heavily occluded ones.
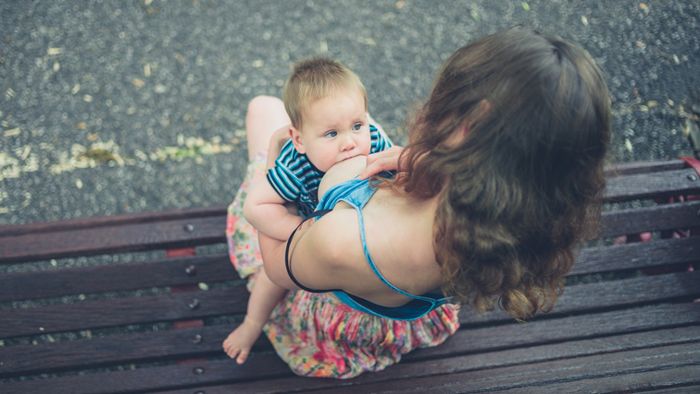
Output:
[358,146,405,179]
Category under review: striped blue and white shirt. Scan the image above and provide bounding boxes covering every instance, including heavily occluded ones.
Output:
[266,124,392,217]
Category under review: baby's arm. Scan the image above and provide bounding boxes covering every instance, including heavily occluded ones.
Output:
[243,175,302,241]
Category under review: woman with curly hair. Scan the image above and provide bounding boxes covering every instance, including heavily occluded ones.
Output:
[224,26,611,378]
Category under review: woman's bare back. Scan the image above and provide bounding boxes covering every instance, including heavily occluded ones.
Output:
[318,156,444,307]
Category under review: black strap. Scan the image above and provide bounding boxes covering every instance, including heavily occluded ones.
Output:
[284,209,339,293]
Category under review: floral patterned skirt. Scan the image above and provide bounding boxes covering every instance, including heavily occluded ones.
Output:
[225,154,460,379]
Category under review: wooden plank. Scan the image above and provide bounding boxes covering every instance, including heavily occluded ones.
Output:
[3,299,698,385]
[571,236,700,276]
[462,271,700,325]
[0,215,226,264]
[0,354,292,394]
[604,160,686,177]
[322,342,700,393]
[5,303,697,394]
[0,325,245,378]
[0,206,226,237]
[164,324,700,394]
[2,215,697,305]
[604,168,700,203]
[0,285,249,338]
[0,254,237,302]
[489,366,700,393]
[2,265,697,339]
[600,200,700,238]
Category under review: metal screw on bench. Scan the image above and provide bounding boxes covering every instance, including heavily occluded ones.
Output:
[184,224,195,232]
[688,174,698,181]
[185,265,197,276]
[193,367,205,375]
[188,298,200,310]
[192,334,203,344]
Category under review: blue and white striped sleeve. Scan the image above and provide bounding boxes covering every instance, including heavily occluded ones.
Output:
[369,124,393,153]
[266,143,303,202]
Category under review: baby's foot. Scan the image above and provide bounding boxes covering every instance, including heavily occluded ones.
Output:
[222,317,264,364]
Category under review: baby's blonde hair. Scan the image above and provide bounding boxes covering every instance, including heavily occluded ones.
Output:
[283,57,368,129]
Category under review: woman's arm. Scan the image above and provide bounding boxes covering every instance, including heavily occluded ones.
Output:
[259,211,357,291]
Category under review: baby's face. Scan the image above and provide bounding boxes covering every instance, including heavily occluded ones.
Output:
[292,88,371,172]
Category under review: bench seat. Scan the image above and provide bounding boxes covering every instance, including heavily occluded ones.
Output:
[1,159,699,393]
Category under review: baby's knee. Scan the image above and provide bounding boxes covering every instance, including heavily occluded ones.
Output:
[247,95,283,117]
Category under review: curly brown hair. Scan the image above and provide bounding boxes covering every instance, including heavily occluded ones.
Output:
[390,27,611,320]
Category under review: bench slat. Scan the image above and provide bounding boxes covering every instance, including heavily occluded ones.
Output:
[324,342,700,394]
[4,303,697,394]
[600,200,700,238]
[0,216,226,264]
[571,236,700,276]
[461,270,700,325]
[2,272,697,375]
[212,324,700,394]
[0,206,226,237]
[604,168,700,203]
[2,258,697,338]
[604,159,687,177]
[0,254,236,302]
[0,286,248,338]
[491,366,700,394]
[1,166,697,266]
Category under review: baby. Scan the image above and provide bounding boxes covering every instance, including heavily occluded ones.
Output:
[223,57,392,364]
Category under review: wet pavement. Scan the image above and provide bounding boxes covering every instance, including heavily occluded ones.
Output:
[1,0,699,225]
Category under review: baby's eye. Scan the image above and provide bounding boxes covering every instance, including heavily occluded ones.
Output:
[324,130,337,138]
[352,122,363,131]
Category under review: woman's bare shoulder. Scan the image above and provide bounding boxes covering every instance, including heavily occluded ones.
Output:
[289,208,364,290]
[318,155,368,199]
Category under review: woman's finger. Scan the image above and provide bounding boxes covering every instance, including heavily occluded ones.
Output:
[359,146,404,179]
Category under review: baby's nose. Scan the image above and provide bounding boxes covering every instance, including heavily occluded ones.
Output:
[341,136,356,151]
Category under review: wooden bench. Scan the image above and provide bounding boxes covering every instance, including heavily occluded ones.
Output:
[1,159,699,394]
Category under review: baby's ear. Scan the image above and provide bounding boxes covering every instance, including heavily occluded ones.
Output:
[290,126,306,154]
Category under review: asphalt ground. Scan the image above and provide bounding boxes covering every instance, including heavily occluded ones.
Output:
[1,0,699,226]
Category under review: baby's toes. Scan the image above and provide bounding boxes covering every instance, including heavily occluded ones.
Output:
[236,349,250,364]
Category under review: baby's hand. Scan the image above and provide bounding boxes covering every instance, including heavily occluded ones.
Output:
[358,146,404,179]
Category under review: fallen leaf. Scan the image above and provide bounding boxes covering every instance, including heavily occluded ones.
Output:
[3,128,20,137]
[76,122,87,130]
[132,78,145,88]
[522,2,530,11]
[47,47,62,56]
[581,16,589,26]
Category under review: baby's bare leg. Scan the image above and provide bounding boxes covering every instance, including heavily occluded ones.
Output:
[245,96,290,160]
[222,268,287,364]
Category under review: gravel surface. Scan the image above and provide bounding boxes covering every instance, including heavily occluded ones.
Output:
[1,0,699,225]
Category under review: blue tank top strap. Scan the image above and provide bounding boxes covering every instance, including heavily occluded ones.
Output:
[318,178,452,305]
